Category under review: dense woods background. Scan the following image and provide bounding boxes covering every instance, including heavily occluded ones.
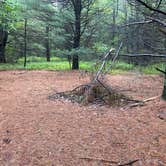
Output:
[0,0,165,69]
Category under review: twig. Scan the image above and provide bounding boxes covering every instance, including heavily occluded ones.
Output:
[118,159,139,166]
[80,157,139,166]
[129,96,160,108]
[143,95,160,102]
[79,157,118,164]
[129,102,144,108]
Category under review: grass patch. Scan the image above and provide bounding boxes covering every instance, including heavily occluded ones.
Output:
[0,56,165,74]
[137,63,165,74]
[18,56,67,63]
[0,63,24,70]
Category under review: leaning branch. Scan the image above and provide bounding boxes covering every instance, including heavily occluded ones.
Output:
[113,53,166,58]
[135,0,166,16]
[94,48,114,81]
[122,20,153,27]
[104,42,123,74]
[122,17,166,27]
[155,67,166,75]
[147,16,166,27]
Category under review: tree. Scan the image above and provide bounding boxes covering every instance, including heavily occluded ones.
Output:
[55,0,96,69]
[0,26,8,63]
[0,0,15,63]
[70,0,82,69]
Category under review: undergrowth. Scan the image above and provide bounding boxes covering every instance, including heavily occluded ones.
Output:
[0,56,165,74]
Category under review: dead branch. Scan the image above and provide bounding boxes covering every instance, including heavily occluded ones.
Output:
[122,20,153,27]
[118,159,139,166]
[122,17,166,27]
[112,53,166,58]
[79,157,139,166]
[143,95,160,102]
[146,16,166,27]
[129,102,144,108]
[135,0,166,16]
[94,48,114,81]
[104,42,123,74]
[129,96,160,108]
[79,157,118,164]
[155,67,166,75]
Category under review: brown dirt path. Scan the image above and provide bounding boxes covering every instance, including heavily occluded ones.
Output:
[0,70,165,166]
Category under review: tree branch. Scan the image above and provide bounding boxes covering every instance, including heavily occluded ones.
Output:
[122,20,153,27]
[135,0,166,15]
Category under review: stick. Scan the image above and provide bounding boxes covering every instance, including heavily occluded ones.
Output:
[129,96,160,108]
[79,157,118,164]
[80,157,139,166]
[118,159,139,166]
[129,102,144,108]
[94,48,114,81]
[104,42,123,74]
[143,95,160,102]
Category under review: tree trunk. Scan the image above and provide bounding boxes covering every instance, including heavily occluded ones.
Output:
[123,0,129,53]
[72,0,81,70]
[156,67,166,100]
[112,1,116,47]
[162,67,166,100]
[46,26,50,62]
[0,28,8,63]
[24,18,27,67]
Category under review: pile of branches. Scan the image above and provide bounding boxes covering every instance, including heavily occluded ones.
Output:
[49,80,140,106]
[49,43,144,107]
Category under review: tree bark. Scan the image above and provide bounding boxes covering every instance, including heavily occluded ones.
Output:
[162,67,166,100]
[111,0,116,47]
[24,18,27,67]
[0,27,8,63]
[72,0,81,70]
[46,26,50,62]
[155,67,166,100]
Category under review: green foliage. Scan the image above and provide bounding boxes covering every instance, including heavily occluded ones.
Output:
[93,42,109,54]
[18,56,67,63]
[139,63,165,74]
[113,61,134,70]
[0,0,17,29]
[0,0,165,75]
[0,55,165,76]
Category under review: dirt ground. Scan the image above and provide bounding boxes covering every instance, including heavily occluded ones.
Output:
[0,70,165,166]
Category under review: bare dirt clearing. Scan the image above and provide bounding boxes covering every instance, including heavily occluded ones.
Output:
[0,70,165,166]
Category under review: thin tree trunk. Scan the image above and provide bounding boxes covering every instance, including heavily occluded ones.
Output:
[46,26,50,62]
[0,27,8,63]
[162,67,166,100]
[72,0,81,70]
[24,18,27,67]
[112,1,116,47]
[124,0,129,53]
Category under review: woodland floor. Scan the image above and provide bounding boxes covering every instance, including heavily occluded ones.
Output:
[0,70,166,166]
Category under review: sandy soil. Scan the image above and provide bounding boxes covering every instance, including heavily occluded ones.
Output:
[0,70,165,166]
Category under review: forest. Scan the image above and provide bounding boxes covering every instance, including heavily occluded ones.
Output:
[0,1,165,65]
[0,0,166,165]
